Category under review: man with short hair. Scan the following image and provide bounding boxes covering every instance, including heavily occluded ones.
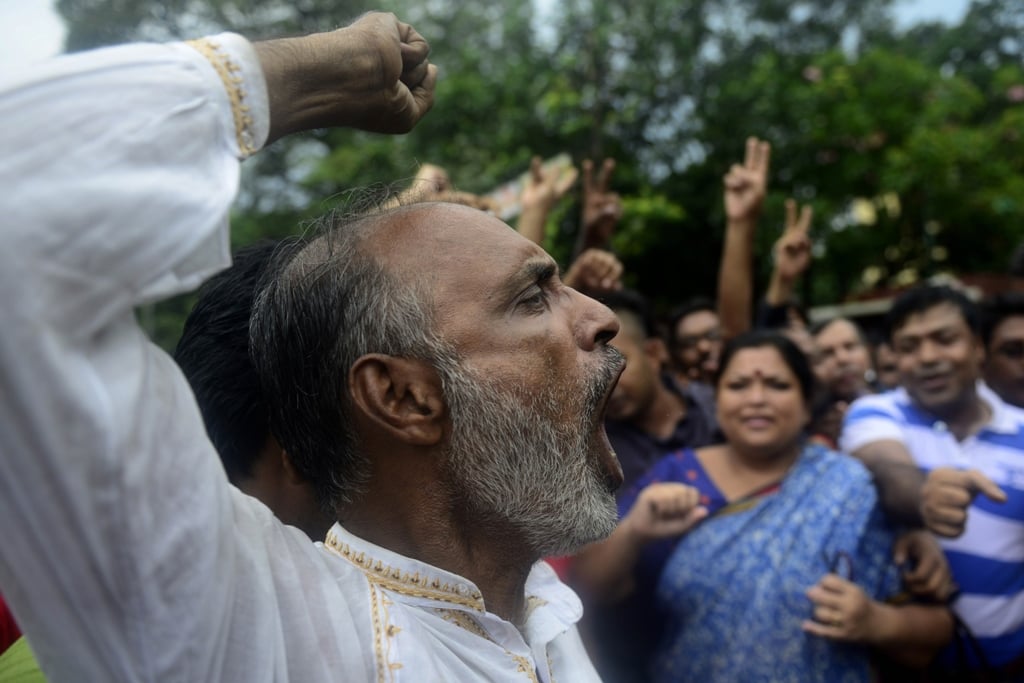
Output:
[604,290,718,493]
[0,14,619,682]
[841,286,1023,675]
[667,298,722,385]
[982,291,1024,409]
[174,238,333,540]
[578,289,718,683]
[812,317,873,403]
[808,316,874,448]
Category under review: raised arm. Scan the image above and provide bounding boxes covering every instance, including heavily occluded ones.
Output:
[765,199,813,307]
[256,12,436,142]
[562,249,624,294]
[0,14,434,681]
[516,155,579,245]
[573,158,622,256]
[387,163,497,211]
[571,482,706,604]
[717,136,770,341]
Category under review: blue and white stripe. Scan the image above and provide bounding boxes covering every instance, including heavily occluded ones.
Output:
[840,384,1024,667]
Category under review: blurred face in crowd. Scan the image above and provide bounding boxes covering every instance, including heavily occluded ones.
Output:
[983,314,1024,408]
[606,314,663,423]
[672,309,721,383]
[812,318,871,400]
[715,345,810,461]
[873,340,900,391]
[891,302,984,418]
[396,203,626,555]
[782,307,815,359]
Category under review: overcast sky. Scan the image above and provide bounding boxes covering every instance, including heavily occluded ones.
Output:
[0,0,972,75]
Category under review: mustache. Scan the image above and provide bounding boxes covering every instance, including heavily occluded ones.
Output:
[583,345,626,413]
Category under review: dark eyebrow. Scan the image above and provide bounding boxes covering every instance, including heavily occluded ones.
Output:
[523,259,557,284]
[499,258,558,305]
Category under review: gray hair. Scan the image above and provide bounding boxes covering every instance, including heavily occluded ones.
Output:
[249,205,455,512]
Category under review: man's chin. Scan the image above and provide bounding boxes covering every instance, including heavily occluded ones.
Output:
[540,494,618,557]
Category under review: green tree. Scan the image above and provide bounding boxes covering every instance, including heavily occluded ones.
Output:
[56,0,1024,347]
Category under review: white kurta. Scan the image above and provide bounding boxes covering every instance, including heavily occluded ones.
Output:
[0,34,600,683]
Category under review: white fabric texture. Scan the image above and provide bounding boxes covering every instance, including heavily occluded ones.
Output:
[0,35,598,683]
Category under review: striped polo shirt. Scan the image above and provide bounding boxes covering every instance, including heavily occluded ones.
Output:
[840,383,1024,667]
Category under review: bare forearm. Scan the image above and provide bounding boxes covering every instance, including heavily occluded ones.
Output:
[717,218,757,340]
[254,13,435,144]
[864,457,927,526]
[765,269,796,306]
[870,604,954,668]
[851,442,926,526]
[516,206,550,246]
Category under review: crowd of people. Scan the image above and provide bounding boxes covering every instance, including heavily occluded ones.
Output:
[0,9,1022,683]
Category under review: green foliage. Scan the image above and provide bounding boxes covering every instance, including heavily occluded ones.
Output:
[57,0,1024,347]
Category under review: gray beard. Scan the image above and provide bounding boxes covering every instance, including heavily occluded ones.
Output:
[440,350,621,558]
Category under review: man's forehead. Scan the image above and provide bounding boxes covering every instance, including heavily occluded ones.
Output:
[896,303,969,336]
[678,309,718,331]
[372,202,537,260]
[372,202,552,298]
[992,315,1024,339]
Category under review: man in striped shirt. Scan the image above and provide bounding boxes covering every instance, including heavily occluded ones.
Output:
[840,285,1023,676]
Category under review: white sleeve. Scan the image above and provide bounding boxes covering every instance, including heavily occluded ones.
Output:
[839,396,906,453]
[0,35,298,682]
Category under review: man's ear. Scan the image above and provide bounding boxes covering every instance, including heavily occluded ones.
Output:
[644,337,670,366]
[349,354,446,446]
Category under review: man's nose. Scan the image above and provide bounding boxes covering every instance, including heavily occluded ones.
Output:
[918,339,940,364]
[574,290,619,351]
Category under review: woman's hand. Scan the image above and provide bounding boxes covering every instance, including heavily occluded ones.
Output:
[623,482,708,545]
[802,573,881,643]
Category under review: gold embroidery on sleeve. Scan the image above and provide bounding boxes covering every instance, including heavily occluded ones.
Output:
[185,38,257,156]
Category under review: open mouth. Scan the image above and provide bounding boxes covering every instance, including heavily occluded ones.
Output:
[596,354,627,490]
[741,415,774,429]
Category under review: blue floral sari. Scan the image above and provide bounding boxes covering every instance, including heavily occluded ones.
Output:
[650,444,900,683]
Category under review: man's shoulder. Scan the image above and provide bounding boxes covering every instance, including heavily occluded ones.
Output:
[980,383,1024,450]
[845,389,916,426]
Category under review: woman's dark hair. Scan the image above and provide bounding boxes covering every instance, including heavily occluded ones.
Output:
[714,330,815,404]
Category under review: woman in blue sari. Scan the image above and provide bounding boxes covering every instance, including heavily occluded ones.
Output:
[575,331,952,682]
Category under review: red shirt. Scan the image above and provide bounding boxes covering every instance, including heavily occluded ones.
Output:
[0,593,21,655]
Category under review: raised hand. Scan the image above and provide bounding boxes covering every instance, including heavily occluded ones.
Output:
[723,137,770,223]
[562,249,623,293]
[622,482,708,544]
[520,156,579,213]
[256,12,437,143]
[393,164,497,212]
[921,468,1007,538]
[580,158,623,249]
[773,199,813,282]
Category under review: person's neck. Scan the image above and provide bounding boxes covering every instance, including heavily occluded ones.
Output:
[932,389,991,441]
[634,382,687,440]
[340,482,536,626]
[725,439,802,479]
